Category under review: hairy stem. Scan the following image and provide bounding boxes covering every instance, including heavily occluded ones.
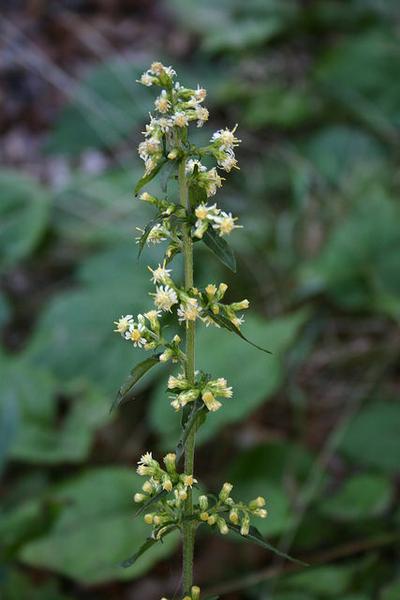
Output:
[179,158,196,593]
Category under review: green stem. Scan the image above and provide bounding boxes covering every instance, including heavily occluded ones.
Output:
[179,158,196,594]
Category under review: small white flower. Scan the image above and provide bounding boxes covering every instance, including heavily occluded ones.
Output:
[194,85,207,101]
[148,262,172,285]
[113,314,133,336]
[211,125,241,150]
[138,451,153,466]
[194,203,220,221]
[137,71,154,86]
[219,153,239,172]
[177,298,202,324]
[213,211,241,236]
[154,90,170,114]
[174,111,189,128]
[153,285,178,312]
[195,105,209,127]
[202,390,222,412]
[186,159,207,175]
[146,223,168,245]
[125,323,147,347]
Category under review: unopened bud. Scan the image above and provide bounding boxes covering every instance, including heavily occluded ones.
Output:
[207,515,216,525]
[199,495,208,511]
[249,496,266,510]
[163,452,177,474]
[142,480,153,494]
[219,482,233,502]
[191,586,201,600]
[217,517,229,535]
[144,513,154,525]
[200,512,209,521]
[240,515,250,536]
[134,493,146,503]
[229,509,239,524]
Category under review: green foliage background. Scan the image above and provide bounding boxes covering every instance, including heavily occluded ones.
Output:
[1,1,399,598]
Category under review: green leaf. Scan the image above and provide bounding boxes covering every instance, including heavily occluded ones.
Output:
[112,355,161,412]
[207,311,271,353]
[120,537,157,568]
[150,311,308,446]
[381,578,400,600]
[137,214,165,257]
[320,474,392,521]
[0,570,74,600]
[0,360,111,465]
[175,402,208,462]
[339,401,400,473]
[229,441,313,537]
[18,468,178,583]
[26,244,155,396]
[45,59,151,154]
[283,565,355,597]
[227,524,307,566]
[202,227,237,272]
[0,170,50,270]
[134,159,168,195]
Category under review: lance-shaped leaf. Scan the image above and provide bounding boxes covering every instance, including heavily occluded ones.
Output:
[121,525,177,568]
[135,488,168,517]
[203,227,237,272]
[176,402,208,463]
[111,355,160,412]
[228,524,307,566]
[207,311,271,354]
[137,214,165,257]
[134,159,168,195]
[120,537,156,568]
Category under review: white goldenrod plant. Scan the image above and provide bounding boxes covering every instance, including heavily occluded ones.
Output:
[114,62,302,600]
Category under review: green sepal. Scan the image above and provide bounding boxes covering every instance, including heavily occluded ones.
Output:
[203,227,237,272]
[206,311,272,354]
[111,355,160,412]
[227,523,307,566]
[134,159,168,195]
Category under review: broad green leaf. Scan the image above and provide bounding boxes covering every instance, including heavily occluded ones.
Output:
[301,195,400,315]
[134,159,168,195]
[112,355,161,411]
[339,401,400,473]
[45,59,151,154]
[228,441,313,537]
[227,524,306,566]
[320,474,392,521]
[245,85,320,129]
[0,570,74,600]
[202,227,237,272]
[0,360,110,464]
[283,565,355,596]
[206,311,271,353]
[121,536,158,568]
[25,244,157,395]
[0,170,50,270]
[381,579,400,600]
[150,311,308,446]
[18,468,178,583]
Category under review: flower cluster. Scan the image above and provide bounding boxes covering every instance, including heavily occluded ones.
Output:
[113,312,161,349]
[168,371,232,412]
[134,452,198,539]
[134,452,268,542]
[201,282,250,329]
[195,482,268,537]
[193,201,241,239]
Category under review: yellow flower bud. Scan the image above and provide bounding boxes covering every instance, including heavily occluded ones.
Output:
[229,509,239,524]
[134,493,146,503]
[200,512,209,521]
[144,513,153,525]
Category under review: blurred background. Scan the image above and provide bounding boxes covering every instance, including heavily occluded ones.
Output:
[1,1,400,599]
